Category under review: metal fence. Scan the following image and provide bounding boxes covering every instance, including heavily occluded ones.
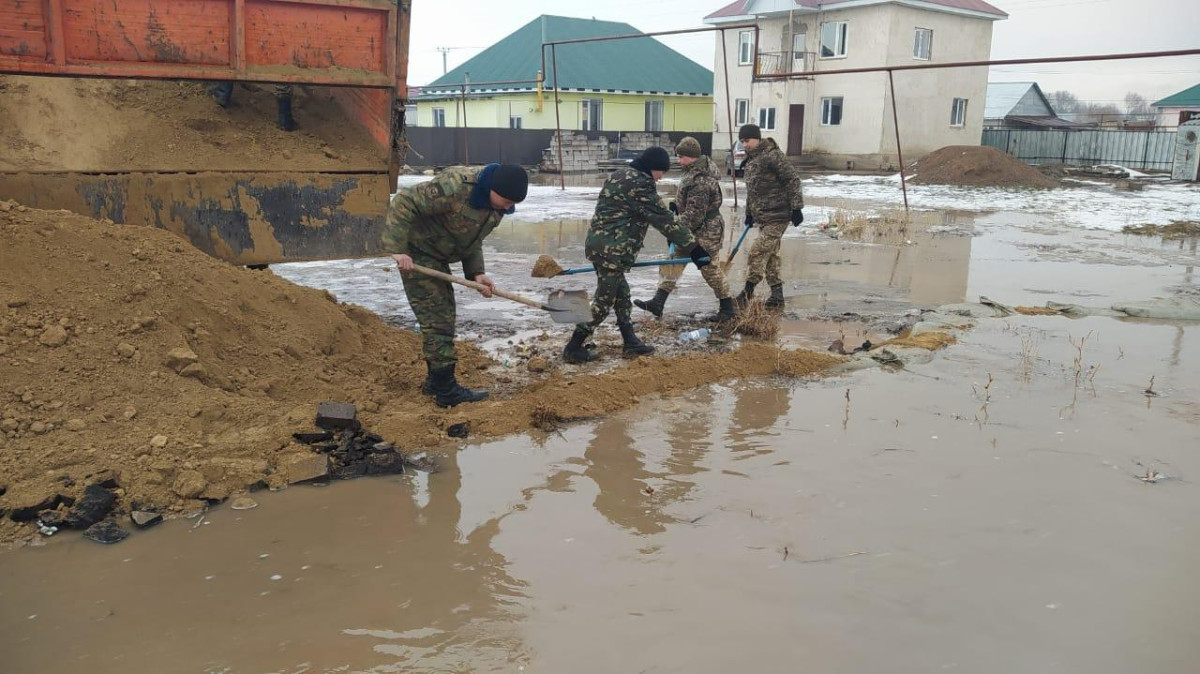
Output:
[982,128,1177,171]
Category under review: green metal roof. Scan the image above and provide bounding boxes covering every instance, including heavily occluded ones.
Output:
[1154,83,1200,108]
[418,15,713,98]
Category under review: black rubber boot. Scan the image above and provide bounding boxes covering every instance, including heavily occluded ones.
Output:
[210,82,234,108]
[713,297,738,323]
[765,284,785,310]
[563,327,599,364]
[619,320,655,357]
[734,281,757,309]
[633,289,671,319]
[429,364,488,408]
[421,361,434,396]
[277,96,298,132]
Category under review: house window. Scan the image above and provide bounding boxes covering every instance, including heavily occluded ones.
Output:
[820,21,848,59]
[645,100,664,132]
[821,97,843,126]
[738,30,755,66]
[509,116,523,129]
[792,32,808,72]
[913,28,932,60]
[581,98,603,131]
[951,98,967,127]
[432,108,446,128]
[735,98,750,126]
[757,107,776,131]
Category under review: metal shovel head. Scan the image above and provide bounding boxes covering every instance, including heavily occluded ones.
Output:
[544,289,591,324]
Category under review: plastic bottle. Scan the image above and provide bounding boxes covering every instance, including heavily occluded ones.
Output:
[678,328,711,344]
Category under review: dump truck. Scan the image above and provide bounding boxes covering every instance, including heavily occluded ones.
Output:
[0,0,411,265]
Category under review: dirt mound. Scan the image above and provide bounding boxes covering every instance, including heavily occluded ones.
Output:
[0,203,844,544]
[0,75,383,173]
[909,146,1059,189]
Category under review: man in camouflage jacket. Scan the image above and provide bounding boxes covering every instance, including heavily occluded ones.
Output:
[563,147,712,364]
[736,124,804,310]
[634,136,735,322]
[385,163,528,406]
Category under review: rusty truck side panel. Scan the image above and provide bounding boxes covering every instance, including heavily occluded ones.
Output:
[0,0,398,87]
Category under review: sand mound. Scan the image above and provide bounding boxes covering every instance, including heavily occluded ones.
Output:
[0,75,382,173]
[0,203,844,544]
[909,146,1059,189]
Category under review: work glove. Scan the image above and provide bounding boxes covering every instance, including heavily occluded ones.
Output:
[744,210,755,227]
[668,201,679,215]
[790,209,804,227]
[689,244,712,268]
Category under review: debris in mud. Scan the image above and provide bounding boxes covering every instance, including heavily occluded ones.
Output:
[83,519,129,544]
[1014,306,1061,316]
[908,146,1059,189]
[531,255,565,279]
[316,401,360,430]
[447,422,470,439]
[62,485,117,530]
[1121,221,1200,239]
[130,510,164,529]
[824,209,911,242]
[230,496,258,511]
[531,402,570,432]
[292,406,424,481]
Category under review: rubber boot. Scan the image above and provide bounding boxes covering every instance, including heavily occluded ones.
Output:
[713,297,738,323]
[633,289,671,319]
[734,281,757,309]
[765,284,785,310]
[619,320,655,357]
[210,82,234,108]
[420,361,434,396]
[562,327,599,364]
[429,364,488,408]
[277,96,298,132]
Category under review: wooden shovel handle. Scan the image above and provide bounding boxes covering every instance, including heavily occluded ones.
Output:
[410,263,546,310]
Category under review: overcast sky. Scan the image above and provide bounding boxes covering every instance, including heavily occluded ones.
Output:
[409,0,1198,105]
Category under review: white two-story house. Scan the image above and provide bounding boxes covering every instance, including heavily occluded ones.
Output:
[704,0,1007,170]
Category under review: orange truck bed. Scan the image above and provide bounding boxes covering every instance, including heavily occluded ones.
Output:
[0,0,411,264]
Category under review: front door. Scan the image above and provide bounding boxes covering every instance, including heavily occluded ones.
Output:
[787,104,805,156]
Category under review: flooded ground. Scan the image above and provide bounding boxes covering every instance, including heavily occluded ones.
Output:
[2,175,1198,672]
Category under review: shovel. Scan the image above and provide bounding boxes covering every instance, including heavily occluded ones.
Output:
[532,254,711,278]
[407,263,591,324]
[721,224,752,272]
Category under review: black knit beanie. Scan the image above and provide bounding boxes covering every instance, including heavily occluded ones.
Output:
[631,146,671,174]
[738,124,762,141]
[490,164,529,202]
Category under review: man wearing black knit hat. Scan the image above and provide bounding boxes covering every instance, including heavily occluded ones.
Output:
[736,123,804,310]
[562,147,712,364]
[385,163,529,407]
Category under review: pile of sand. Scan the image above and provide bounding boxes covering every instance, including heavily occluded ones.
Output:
[0,75,383,173]
[0,203,843,544]
[909,146,1059,189]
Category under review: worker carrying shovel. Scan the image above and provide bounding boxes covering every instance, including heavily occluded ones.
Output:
[562,147,712,364]
[385,164,529,407]
[736,123,805,310]
[634,137,736,323]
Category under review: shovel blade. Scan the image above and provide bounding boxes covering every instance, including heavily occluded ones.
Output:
[544,289,592,324]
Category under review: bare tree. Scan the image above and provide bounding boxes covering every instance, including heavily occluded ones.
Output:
[1047,90,1079,116]
[1124,92,1153,119]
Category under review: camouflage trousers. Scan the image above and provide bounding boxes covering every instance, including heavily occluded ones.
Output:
[577,264,632,337]
[745,220,788,287]
[657,220,730,299]
[400,253,458,368]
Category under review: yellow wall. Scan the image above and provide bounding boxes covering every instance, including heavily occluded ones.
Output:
[416,91,713,132]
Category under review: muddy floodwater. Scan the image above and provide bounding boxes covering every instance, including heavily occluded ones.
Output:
[3,178,1199,672]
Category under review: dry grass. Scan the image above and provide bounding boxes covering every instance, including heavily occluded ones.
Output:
[828,208,912,242]
[1015,306,1061,316]
[875,330,957,351]
[530,402,567,432]
[531,254,565,278]
[730,300,780,340]
[1121,221,1200,239]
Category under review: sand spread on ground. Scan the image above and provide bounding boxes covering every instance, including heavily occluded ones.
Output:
[0,75,383,173]
[909,146,1059,189]
[0,203,841,543]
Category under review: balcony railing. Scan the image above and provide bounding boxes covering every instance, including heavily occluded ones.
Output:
[755,51,816,78]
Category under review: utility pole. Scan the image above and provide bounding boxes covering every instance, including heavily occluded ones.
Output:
[436,47,450,75]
